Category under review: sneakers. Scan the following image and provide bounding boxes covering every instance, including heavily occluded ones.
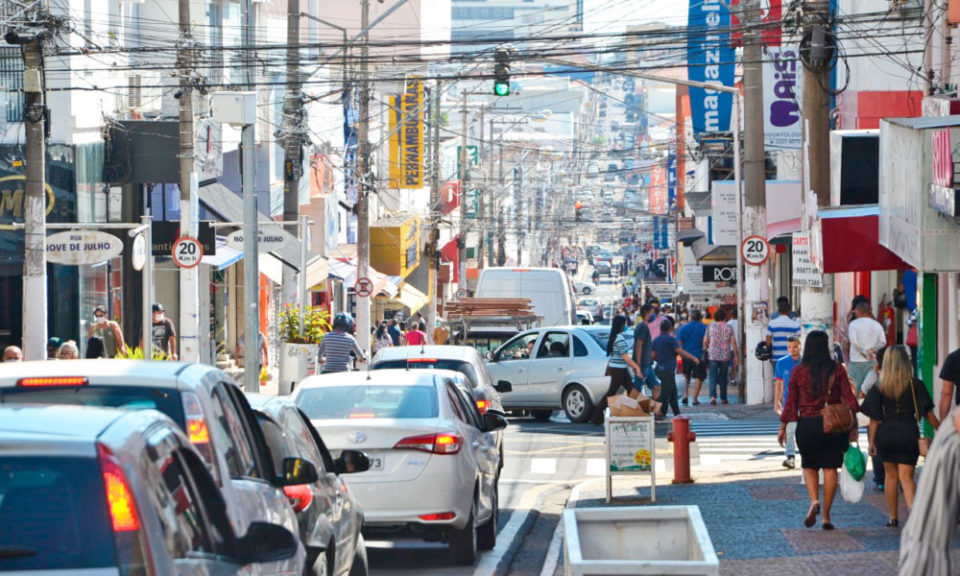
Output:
[783,457,796,469]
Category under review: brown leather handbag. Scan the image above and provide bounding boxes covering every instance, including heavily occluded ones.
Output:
[821,370,856,434]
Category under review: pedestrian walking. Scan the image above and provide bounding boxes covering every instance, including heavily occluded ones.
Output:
[151,303,177,360]
[860,347,888,491]
[778,330,860,530]
[85,336,105,359]
[848,301,887,394]
[677,309,708,405]
[318,312,366,374]
[631,304,658,400]
[404,321,427,346]
[861,345,940,527]
[373,322,393,355]
[703,308,738,405]
[86,305,128,357]
[57,340,80,360]
[937,343,960,422]
[387,318,402,346]
[774,335,802,469]
[592,315,641,425]
[766,296,801,362]
[3,346,23,362]
[46,337,61,360]
[651,318,700,418]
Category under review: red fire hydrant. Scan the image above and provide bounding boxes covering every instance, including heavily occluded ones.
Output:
[667,415,696,484]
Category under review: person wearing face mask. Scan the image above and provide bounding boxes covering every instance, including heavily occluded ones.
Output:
[2,346,23,362]
[151,303,178,360]
[86,305,127,358]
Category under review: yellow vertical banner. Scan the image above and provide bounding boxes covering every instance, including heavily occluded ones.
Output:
[389,77,424,189]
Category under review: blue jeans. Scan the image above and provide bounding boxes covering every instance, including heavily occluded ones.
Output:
[709,360,730,401]
[848,361,874,394]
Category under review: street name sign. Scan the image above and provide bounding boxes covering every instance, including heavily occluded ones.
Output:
[225,228,290,253]
[46,230,124,265]
[172,236,204,269]
[131,234,147,271]
[740,235,770,266]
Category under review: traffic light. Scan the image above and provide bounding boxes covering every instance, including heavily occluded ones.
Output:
[575,201,583,223]
[493,48,510,96]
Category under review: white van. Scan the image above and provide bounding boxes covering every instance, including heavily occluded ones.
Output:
[474,267,577,327]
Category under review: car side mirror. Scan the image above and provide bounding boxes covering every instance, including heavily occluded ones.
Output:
[236,523,299,563]
[334,449,370,474]
[483,410,508,432]
[495,380,512,393]
[486,351,497,362]
[277,457,319,487]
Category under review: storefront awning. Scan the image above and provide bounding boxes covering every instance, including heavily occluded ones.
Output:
[686,191,712,216]
[328,258,398,297]
[202,236,243,270]
[396,283,429,314]
[677,228,705,246]
[691,237,736,264]
[822,206,911,274]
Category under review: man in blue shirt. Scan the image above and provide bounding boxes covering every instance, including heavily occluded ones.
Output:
[774,335,802,469]
[766,296,801,362]
[677,309,708,405]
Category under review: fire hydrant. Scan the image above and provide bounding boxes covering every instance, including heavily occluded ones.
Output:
[667,415,696,484]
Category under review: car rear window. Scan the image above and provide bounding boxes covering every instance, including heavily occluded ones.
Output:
[296,385,438,420]
[0,457,115,571]
[372,359,479,389]
[0,386,186,428]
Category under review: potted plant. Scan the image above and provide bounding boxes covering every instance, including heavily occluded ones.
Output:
[277,305,331,395]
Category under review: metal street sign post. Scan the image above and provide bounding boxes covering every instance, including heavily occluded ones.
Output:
[355,277,374,298]
[172,236,204,269]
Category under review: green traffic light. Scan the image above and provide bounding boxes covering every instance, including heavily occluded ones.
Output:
[493,81,510,96]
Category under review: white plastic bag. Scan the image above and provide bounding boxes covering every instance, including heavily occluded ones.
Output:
[840,462,865,503]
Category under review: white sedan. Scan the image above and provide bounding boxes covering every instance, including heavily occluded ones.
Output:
[293,369,507,565]
[574,281,597,295]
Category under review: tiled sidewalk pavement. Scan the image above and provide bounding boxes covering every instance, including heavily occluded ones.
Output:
[573,475,960,576]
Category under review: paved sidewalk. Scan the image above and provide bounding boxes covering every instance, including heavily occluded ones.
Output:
[563,464,960,576]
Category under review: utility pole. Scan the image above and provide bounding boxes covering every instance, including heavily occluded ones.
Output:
[426,79,441,341]
[178,0,199,362]
[477,105,486,271]
[356,0,372,355]
[459,93,469,295]
[281,0,303,307]
[488,116,496,266]
[799,0,834,338]
[20,35,47,361]
[741,0,770,404]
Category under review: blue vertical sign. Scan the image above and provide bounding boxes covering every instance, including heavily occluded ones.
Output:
[342,87,359,243]
[687,0,735,134]
[667,154,677,212]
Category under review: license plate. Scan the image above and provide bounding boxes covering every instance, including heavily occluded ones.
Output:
[368,455,384,471]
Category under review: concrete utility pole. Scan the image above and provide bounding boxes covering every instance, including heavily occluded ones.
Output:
[741,0,770,404]
[799,0,834,337]
[425,80,441,342]
[459,93,469,294]
[178,0,199,362]
[356,0,372,356]
[21,37,47,361]
[281,0,303,307]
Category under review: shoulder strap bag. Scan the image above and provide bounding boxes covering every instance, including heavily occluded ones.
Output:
[822,369,856,434]
[909,379,931,457]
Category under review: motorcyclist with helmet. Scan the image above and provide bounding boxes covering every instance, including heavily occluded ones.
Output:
[317,312,366,373]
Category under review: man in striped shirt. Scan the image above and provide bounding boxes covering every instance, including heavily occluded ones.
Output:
[318,313,366,373]
[765,297,801,362]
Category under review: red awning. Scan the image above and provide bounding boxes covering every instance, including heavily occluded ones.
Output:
[821,208,911,274]
[440,236,459,283]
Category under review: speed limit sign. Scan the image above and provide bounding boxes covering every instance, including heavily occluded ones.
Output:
[172,236,204,269]
[740,235,770,266]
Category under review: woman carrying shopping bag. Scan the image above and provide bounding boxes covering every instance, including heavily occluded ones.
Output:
[860,345,940,527]
[778,331,860,530]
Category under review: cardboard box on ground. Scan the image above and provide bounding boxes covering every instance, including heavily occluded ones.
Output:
[607,394,661,417]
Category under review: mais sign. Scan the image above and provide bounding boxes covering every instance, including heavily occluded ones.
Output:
[0,175,57,220]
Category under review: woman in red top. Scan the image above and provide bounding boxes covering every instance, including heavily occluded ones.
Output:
[778,331,859,530]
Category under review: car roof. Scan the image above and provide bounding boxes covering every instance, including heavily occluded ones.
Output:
[0,360,215,390]
[373,345,480,363]
[0,404,128,439]
[296,368,452,391]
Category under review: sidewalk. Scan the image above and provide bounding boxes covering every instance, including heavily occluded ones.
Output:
[563,452,960,575]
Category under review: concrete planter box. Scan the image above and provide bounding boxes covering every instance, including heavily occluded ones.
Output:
[563,506,719,576]
[278,342,317,395]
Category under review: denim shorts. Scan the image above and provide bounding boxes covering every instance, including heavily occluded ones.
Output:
[632,365,661,394]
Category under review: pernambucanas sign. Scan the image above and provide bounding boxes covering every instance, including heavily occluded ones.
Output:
[388,77,424,189]
[46,230,124,265]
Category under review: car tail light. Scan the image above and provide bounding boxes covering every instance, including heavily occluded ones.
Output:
[180,392,216,472]
[407,358,439,363]
[395,433,462,455]
[419,512,456,521]
[97,444,154,576]
[348,411,376,419]
[475,399,490,414]
[17,376,88,387]
[283,484,313,513]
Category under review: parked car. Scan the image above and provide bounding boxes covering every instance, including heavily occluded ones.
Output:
[578,297,602,319]
[574,281,597,295]
[0,360,310,575]
[294,369,507,565]
[249,393,370,576]
[484,326,611,423]
[0,404,302,575]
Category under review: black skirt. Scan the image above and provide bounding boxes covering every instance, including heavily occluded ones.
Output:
[796,416,848,469]
[875,418,920,465]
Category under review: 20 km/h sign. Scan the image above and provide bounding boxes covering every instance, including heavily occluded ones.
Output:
[741,235,770,266]
[172,236,204,269]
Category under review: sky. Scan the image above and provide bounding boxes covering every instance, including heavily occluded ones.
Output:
[583,0,688,35]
